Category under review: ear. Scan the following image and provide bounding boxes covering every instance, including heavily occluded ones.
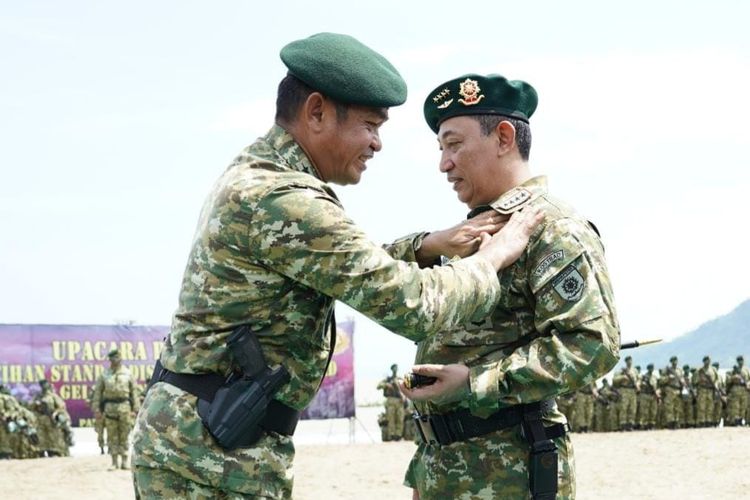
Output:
[302,92,327,133]
[495,120,517,155]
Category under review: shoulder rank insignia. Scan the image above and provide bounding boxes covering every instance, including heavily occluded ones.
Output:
[491,187,532,213]
[432,88,453,109]
[458,78,485,106]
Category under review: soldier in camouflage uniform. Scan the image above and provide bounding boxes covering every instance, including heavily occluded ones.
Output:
[693,356,719,427]
[11,404,40,459]
[594,378,616,432]
[573,383,597,433]
[658,356,684,429]
[400,73,620,500]
[726,361,748,426]
[682,365,696,428]
[93,349,137,469]
[131,34,542,499]
[711,362,726,426]
[638,364,660,430]
[377,364,405,441]
[0,385,20,459]
[612,356,640,431]
[31,379,71,457]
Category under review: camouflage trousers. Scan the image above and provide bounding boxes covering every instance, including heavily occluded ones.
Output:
[660,387,682,426]
[104,404,133,456]
[404,424,575,499]
[617,388,637,428]
[384,397,405,439]
[637,394,658,428]
[133,465,274,499]
[94,413,106,447]
[572,394,594,431]
[682,396,695,427]
[726,386,747,424]
[695,388,714,425]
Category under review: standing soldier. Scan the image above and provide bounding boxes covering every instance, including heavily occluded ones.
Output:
[573,383,597,433]
[739,355,750,425]
[711,362,726,426]
[88,386,106,454]
[693,356,718,427]
[638,364,660,430]
[659,356,684,429]
[682,364,696,428]
[594,379,614,432]
[93,349,137,470]
[12,404,40,459]
[31,379,71,457]
[613,356,640,431]
[0,385,20,459]
[377,364,405,441]
[726,362,748,426]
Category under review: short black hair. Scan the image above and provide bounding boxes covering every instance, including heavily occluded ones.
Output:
[275,73,349,125]
[471,115,532,161]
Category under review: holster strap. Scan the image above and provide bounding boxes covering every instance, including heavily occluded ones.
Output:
[148,359,300,436]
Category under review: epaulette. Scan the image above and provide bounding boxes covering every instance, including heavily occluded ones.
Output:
[488,187,534,214]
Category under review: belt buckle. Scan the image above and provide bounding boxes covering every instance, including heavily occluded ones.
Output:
[413,412,438,445]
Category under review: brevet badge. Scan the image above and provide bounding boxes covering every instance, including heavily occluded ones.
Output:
[458,78,485,106]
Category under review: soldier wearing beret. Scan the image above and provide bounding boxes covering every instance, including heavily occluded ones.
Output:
[31,379,71,457]
[93,348,137,470]
[638,363,660,430]
[400,74,620,499]
[658,355,685,429]
[131,34,542,498]
[693,355,719,427]
[613,355,641,431]
[378,363,405,441]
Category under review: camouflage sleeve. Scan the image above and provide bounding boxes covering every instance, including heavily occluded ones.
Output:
[382,232,428,262]
[248,186,501,341]
[468,217,620,413]
[91,377,103,412]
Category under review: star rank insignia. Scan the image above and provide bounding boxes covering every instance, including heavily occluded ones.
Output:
[458,78,485,106]
[497,188,531,211]
[432,88,453,109]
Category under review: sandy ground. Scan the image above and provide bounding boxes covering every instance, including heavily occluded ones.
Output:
[1,411,748,499]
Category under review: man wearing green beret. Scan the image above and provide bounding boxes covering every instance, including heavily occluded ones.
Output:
[131,34,543,498]
[693,355,719,427]
[93,348,138,470]
[658,355,685,429]
[400,73,621,499]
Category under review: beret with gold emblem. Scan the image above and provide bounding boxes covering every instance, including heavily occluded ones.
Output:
[424,74,538,133]
[280,32,407,108]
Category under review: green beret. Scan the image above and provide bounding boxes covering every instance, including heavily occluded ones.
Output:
[423,73,538,133]
[624,355,632,362]
[39,379,49,386]
[670,356,677,362]
[280,32,407,107]
[712,362,719,368]
[738,355,744,361]
[683,364,690,370]
[647,363,654,369]
[108,349,121,359]
[703,355,710,362]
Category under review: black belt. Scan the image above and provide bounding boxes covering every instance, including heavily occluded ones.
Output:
[102,398,129,404]
[413,399,564,446]
[414,399,566,500]
[149,360,300,436]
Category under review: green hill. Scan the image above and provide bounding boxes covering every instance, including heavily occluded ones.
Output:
[620,298,750,371]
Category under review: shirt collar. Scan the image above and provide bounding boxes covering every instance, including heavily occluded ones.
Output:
[264,124,324,181]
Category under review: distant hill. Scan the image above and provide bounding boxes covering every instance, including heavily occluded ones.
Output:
[623,299,750,370]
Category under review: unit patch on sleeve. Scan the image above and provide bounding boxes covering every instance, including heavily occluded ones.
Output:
[552,265,585,302]
[534,250,564,278]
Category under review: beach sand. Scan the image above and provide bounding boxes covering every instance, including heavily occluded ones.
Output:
[1,420,748,499]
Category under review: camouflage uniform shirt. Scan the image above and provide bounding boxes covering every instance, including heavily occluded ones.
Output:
[404,176,620,499]
[131,125,504,498]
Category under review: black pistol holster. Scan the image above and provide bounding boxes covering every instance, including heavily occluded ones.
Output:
[149,326,296,450]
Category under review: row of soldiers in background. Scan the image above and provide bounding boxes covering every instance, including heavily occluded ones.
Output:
[559,354,750,432]
[376,364,416,442]
[0,380,73,459]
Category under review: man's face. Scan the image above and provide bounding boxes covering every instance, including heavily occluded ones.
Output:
[625,358,632,368]
[437,116,502,209]
[317,105,387,185]
[110,356,121,369]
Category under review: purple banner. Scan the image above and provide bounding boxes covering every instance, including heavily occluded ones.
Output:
[301,318,355,420]
[0,320,355,425]
[0,324,167,426]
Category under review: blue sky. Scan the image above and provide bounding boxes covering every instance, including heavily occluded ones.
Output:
[1,1,749,389]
